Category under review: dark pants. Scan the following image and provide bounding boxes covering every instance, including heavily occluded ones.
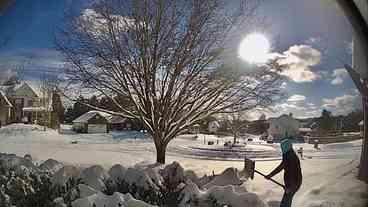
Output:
[280,190,296,207]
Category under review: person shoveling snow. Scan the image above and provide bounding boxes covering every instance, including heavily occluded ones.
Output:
[265,138,302,207]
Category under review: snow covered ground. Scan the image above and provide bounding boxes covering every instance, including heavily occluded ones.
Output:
[0,124,367,206]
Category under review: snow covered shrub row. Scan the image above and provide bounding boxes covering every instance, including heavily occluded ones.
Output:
[0,153,266,207]
[0,154,82,207]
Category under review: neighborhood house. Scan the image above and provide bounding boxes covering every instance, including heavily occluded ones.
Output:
[267,114,300,141]
[0,81,51,126]
[72,110,131,133]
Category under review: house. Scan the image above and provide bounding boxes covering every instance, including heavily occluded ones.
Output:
[73,111,109,133]
[0,81,50,125]
[107,115,131,131]
[267,114,300,141]
[73,110,132,133]
[208,120,220,133]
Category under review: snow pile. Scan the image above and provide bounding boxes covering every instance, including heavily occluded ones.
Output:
[79,165,110,191]
[39,158,64,174]
[108,164,126,182]
[72,192,154,207]
[123,167,158,190]
[179,180,265,207]
[0,153,38,172]
[78,184,98,198]
[54,197,67,207]
[203,167,243,189]
[52,165,81,186]
[160,161,185,187]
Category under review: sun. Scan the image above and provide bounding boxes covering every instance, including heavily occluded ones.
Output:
[238,33,271,64]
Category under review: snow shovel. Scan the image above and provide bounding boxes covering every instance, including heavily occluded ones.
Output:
[244,157,285,189]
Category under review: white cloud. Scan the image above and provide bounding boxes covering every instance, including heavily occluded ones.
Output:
[277,45,322,82]
[80,9,135,37]
[287,94,306,102]
[322,93,361,115]
[0,48,65,80]
[331,68,348,85]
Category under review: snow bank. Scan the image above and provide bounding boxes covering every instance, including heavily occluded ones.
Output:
[108,164,126,182]
[0,153,37,171]
[123,167,158,190]
[39,159,64,174]
[78,184,98,198]
[52,165,81,186]
[71,192,154,207]
[179,180,265,207]
[79,165,110,191]
[203,167,243,189]
[161,161,185,187]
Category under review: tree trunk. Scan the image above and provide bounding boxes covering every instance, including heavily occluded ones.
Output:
[336,0,368,183]
[156,143,167,164]
[359,97,368,182]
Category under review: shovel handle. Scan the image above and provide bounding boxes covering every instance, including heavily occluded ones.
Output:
[254,169,285,189]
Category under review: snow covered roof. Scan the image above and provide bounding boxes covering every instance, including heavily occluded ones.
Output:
[72,110,111,123]
[107,115,127,124]
[0,90,12,107]
[73,110,128,124]
[23,107,47,112]
[359,120,363,126]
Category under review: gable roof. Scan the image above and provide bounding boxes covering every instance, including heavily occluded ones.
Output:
[73,110,127,124]
[73,110,110,123]
[0,91,12,107]
[13,82,38,98]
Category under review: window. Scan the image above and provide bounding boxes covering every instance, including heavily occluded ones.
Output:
[27,100,33,107]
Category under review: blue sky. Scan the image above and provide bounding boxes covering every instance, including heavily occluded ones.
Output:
[0,0,362,119]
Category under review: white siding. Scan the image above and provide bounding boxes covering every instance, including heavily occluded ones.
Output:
[88,124,107,133]
[267,115,300,139]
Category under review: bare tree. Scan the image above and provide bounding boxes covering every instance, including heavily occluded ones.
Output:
[56,0,285,163]
[221,108,250,145]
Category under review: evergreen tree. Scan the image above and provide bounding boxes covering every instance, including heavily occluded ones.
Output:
[50,92,65,129]
[317,109,335,132]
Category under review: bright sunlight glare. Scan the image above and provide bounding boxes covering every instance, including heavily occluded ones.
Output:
[238,33,271,64]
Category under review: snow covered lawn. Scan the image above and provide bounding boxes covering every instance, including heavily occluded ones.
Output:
[0,124,366,206]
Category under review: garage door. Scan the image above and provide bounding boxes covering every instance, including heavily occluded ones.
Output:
[88,124,107,133]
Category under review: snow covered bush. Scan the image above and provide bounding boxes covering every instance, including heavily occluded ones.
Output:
[0,153,267,207]
[0,153,83,207]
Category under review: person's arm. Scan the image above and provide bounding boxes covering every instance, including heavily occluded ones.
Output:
[265,159,284,179]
